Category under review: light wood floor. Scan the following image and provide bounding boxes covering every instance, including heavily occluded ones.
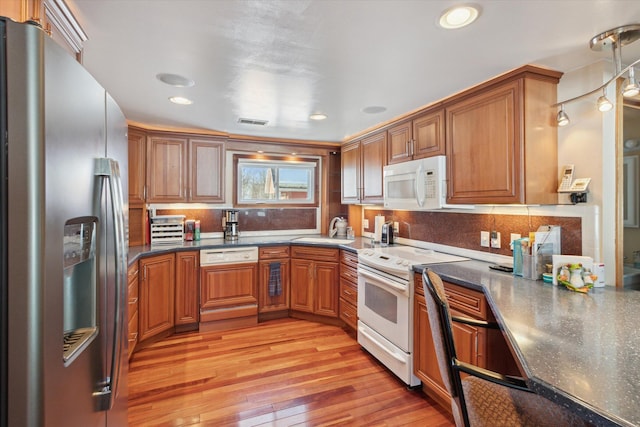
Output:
[128,318,455,426]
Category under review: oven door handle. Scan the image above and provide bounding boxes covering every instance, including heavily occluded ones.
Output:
[358,268,408,295]
[358,326,405,363]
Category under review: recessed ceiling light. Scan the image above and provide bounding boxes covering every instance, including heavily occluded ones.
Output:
[362,106,387,114]
[156,73,195,87]
[309,113,328,121]
[168,96,193,105]
[439,5,480,29]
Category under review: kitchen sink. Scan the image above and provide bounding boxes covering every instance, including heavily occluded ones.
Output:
[293,237,354,245]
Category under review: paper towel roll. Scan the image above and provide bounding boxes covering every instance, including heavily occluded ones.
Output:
[374,215,385,242]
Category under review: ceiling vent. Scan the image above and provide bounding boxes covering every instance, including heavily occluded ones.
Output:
[238,118,269,126]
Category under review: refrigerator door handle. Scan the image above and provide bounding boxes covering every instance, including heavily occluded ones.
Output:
[92,158,127,411]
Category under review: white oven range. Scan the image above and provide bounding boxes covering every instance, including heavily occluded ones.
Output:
[357,246,468,387]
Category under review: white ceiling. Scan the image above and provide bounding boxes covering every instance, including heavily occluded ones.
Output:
[66,0,640,143]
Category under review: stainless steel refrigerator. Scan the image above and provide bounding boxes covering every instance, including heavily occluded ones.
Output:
[0,18,128,426]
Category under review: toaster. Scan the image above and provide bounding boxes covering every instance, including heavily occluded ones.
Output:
[381,221,394,245]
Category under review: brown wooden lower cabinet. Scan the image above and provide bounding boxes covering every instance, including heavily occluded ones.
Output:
[290,246,339,318]
[339,250,358,330]
[413,272,521,410]
[258,246,290,314]
[200,262,258,324]
[175,251,200,326]
[139,253,175,342]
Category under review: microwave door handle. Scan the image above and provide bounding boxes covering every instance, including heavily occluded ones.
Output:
[92,158,127,411]
[415,163,425,207]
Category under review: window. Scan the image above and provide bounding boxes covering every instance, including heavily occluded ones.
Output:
[235,156,318,206]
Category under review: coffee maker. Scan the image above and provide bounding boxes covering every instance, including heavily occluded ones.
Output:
[223,209,239,240]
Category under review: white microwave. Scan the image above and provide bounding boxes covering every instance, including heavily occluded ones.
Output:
[383,156,448,210]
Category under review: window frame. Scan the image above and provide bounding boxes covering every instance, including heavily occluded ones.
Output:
[233,154,320,207]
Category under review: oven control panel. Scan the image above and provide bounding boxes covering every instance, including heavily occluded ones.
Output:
[359,249,411,267]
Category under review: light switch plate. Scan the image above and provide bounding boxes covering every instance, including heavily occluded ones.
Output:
[480,231,490,247]
[363,218,369,229]
[491,232,501,248]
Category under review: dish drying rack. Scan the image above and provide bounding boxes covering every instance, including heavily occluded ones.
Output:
[150,215,185,244]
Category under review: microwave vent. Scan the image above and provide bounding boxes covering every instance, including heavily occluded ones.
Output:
[238,117,269,126]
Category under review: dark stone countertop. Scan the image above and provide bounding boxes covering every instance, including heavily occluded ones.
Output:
[128,234,373,266]
[420,260,640,427]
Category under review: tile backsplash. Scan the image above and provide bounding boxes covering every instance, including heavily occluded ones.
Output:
[363,209,582,257]
[156,208,317,233]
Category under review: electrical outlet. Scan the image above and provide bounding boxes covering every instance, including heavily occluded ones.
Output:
[480,231,490,247]
[363,218,369,229]
[393,221,399,233]
[510,233,521,251]
[491,231,501,248]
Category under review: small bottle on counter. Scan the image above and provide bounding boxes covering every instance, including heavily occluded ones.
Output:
[195,220,201,241]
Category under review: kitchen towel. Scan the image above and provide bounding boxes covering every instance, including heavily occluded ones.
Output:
[268,262,282,297]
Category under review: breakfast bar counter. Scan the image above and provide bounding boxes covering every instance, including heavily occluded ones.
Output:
[426,260,640,427]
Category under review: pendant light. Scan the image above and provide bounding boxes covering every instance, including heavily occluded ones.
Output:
[557,104,570,127]
[622,67,640,97]
[554,24,640,118]
[597,89,613,112]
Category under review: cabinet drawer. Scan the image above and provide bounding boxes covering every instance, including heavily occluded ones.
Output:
[128,298,138,323]
[339,298,357,330]
[444,282,487,320]
[340,278,358,306]
[128,275,139,323]
[259,245,290,260]
[291,245,339,262]
[340,263,358,283]
[340,250,358,270]
[414,272,487,319]
[127,263,138,283]
[128,309,138,359]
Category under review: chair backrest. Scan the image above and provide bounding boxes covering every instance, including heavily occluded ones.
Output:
[422,269,468,427]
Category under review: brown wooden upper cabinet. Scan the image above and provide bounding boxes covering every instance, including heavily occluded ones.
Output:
[341,131,386,204]
[146,134,225,203]
[128,128,147,205]
[445,66,562,205]
[387,108,445,165]
[0,0,87,61]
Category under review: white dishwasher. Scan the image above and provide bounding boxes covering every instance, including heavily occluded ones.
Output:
[199,247,259,331]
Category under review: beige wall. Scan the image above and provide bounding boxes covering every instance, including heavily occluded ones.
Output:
[557,60,617,283]
[623,105,640,264]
